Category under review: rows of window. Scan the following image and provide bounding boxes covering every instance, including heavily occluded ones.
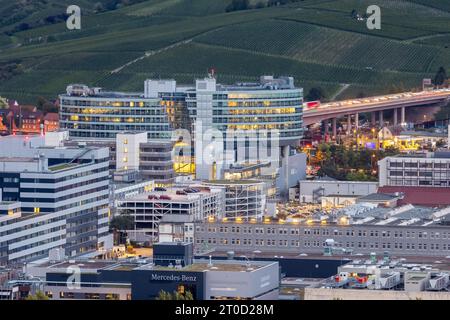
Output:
[199,226,450,239]
[196,238,450,251]
[389,161,450,169]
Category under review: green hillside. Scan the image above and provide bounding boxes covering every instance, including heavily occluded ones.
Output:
[0,0,449,103]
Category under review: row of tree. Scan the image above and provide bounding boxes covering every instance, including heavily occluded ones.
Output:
[157,290,194,300]
[226,0,305,12]
[315,143,399,181]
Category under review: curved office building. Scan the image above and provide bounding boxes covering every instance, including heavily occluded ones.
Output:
[60,84,173,141]
[187,75,303,147]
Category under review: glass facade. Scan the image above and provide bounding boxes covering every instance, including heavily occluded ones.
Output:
[187,89,303,146]
[60,96,173,140]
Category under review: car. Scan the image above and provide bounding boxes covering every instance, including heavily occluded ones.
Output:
[159,195,171,200]
[154,187,167,192]
[148,195,159,200]
[176,190,188,195]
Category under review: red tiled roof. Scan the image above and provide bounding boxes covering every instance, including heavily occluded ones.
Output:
[8,105,37,113]
[378,186,450,207]
[44,113,59,121]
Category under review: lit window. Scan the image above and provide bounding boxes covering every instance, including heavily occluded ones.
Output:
[34,207,40,214]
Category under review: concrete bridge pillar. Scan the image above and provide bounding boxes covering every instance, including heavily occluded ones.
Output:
[355,113,359,130]
[401,107,406,124]
[393,108,398,125]
[332,118,337,139]
[379,111,384,127]
[371,112,376,126]
[347,115,352,135]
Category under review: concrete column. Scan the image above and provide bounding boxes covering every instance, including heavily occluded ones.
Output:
[282,145,290,197]
[347,115,352,135]
[355,113,359,130]
[379,111,384,127]
[401,107,406,124]
[393,108,398,125]
[332,118,337,139]
[324,119,329,136]
[371,112,376,126]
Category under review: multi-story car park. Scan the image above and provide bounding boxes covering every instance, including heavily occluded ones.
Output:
[0,135,112,265]
[59,84,173,141]
[193,204,450,258]
[118,185,225,243]
[202,180,266,219]
[378,151,450,187]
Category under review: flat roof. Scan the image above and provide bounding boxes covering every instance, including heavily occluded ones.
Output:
[206,179,263,185]
[123,187,220,202]
[42,260,116,270]
[48,163,78,172]
[358,193,399,201]
[199,251,450,271]
[0,157,37,162]
[147,261,269,273]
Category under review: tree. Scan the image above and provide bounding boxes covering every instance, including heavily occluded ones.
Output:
[226,0,250,12]
[36,96,57,114]
[157,290,172,300]
[0,96,7,109]
[305,87,325,102]
[184,291,194,300]
[94,2,105,12]
[434,101,450,121]
[109,213,134,232]
[434,66,448,87]
[157,290,194,300]
[25,291,49,300]
[254,1,266,9]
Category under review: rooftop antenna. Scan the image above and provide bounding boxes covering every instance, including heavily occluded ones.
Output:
[208,68,216,79]
[208,255,213,267]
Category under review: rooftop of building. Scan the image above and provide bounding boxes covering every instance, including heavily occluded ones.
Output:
[32,257,272,274]
[122,186,222,203]
[357,193,400,202]
[0,156,37,163]
[377,186,450,207]
[215,76,297,91]
[205,179,264,185]
[198,251,450,271]
[40,259,117,271]
[224,161,271,173]
[137,259,271,273]
[48,163,78,172]
[204,203,450,228]
[324,194,360,198]
[387,151,450,159]
[336,203,450,227]
[61,89,146,99]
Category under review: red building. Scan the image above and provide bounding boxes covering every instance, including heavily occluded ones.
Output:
[44,112,59,133]
[17,111,43,134]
